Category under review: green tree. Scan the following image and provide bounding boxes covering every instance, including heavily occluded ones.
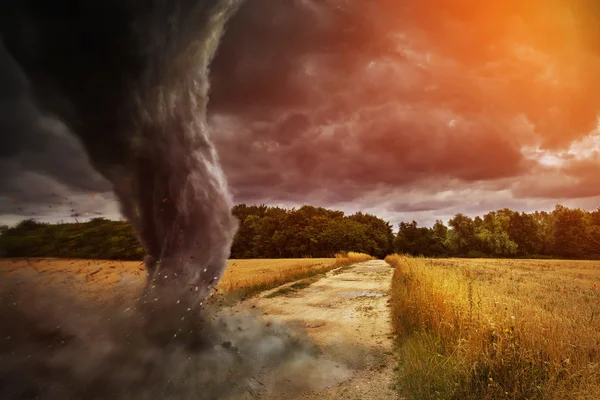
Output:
[448,214,476,255]
[474,211,517,257]
[552,205,588,258]
[3,204,599,261]
[508,212,541,256]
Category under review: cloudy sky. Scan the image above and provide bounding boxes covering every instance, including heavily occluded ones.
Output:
[1,0,600,228]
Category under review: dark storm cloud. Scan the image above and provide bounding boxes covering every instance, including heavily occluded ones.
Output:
[0,43,112,219]
[210,0,393,115]
[210,0,600,143]
[388,199,458,214]
[213,104,531,206]
[2,0,600,226]
[208,0,600,216]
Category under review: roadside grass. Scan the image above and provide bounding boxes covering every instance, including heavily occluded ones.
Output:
[290,280,314,290]
[264,286,297,299]
[332,265,355,275]
[385,254,600,399]
[330,251,375,275]
[334,251,375,266]
[219,259,334,300]
[216,251,373,300]
[263,272,330,299]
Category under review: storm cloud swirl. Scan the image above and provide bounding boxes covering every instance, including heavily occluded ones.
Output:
[1,0,241,296]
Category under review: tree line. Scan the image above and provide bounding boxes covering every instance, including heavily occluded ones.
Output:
[0,204,598,260]
[0,205,395,260]
[396,205,600,259]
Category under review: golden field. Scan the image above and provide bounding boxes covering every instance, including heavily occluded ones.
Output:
[220,251,373,297]
[385,255,600,399]
[0,252,373,302]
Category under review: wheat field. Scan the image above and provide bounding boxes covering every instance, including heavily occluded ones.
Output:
[0,252,373,302]
[386,255,600,399]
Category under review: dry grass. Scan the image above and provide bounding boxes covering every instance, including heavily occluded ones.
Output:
[386,254,600,399]
[263,273,327,299]
[0,252,374,303]
[334,251,375,266]
[0,258,147,303]
[211,251,373,298]
[218,258,336,298]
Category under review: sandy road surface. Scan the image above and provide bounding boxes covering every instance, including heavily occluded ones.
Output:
[0,259,398,399]
[236,260,398,400]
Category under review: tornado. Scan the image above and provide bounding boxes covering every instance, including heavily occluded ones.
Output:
[0,0,241,300]
[0,4,354,398]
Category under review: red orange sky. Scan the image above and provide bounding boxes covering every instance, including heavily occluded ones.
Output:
[1,0,599,227]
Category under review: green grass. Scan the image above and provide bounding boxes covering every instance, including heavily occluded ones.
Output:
[264,273,326,299]
[290,281,313,290]
[264,287,297,299]
[332,265,355,275]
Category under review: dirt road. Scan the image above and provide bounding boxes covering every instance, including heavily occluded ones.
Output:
[0,258,398,399]
[237,260,398,400]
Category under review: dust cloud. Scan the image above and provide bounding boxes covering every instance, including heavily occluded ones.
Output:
[0,273,351,399]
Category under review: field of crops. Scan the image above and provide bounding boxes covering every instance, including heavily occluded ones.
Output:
[220,252,373,296]
[386,255,600,399]
[0,252,373,302]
